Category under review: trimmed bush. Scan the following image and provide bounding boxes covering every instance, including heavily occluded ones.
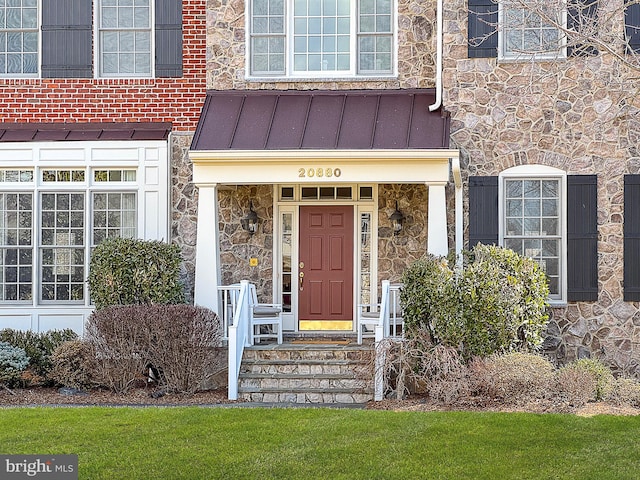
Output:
[0,328,77,381]
[88,237,185,309]
[560,358,614,401]
[469,353,555,404]
[553,364,598,407]
[49,340,98,390]
[609,378,640,407]
[86,304,222,394]
[401,244,549,360]
[0,342,29,388]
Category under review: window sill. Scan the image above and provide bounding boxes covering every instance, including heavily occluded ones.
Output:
[245,75,398,83]
[497,55,567,64]
[548,300,567,308]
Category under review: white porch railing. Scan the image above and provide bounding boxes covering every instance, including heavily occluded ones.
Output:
[222,279,402,401]
[226,280,251,400]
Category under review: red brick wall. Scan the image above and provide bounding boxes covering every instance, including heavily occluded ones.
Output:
[0,0,206,132]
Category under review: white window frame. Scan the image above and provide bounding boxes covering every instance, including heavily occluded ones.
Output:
[0,140,168,335]
[498,165,567,305]
[246,0,397,80]
[0,0,39,78]
[95,0,155,79]
[498,2,567,60]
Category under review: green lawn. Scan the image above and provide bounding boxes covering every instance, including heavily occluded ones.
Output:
[1,407,639,479]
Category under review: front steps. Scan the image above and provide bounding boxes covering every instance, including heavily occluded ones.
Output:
[237,342,374,404]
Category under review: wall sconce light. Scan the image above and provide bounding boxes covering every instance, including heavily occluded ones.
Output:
[241,201,259,235]
[389,201,405,235]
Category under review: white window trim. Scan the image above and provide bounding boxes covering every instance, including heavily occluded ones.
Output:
[94,0,156,79]
[245,0,398,81]
[0,0,40,78]
[497,2,567,61]
[0,140,168,310]
[498,164,567,305]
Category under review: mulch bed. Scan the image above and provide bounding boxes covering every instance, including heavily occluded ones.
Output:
[2,387,639,416]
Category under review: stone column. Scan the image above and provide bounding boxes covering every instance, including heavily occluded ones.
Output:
[194,183,221,312]
[427,183,448,256]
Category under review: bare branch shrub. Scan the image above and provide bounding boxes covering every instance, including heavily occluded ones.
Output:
[378,327,469,403]
[85,304,222,394]
[49,340,99,390]
[469,353,555,405]
[86,306,150,393]
[145,305,222,394]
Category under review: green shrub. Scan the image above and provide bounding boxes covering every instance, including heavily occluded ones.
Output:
[561,358,614,401]
[0,341,30,388]
[49,340,98,390]
[88,237,185,309]
[86,304,222,394]
[401,245,549,360]
[0,328,78,381]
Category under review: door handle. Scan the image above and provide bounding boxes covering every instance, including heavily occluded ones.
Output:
[299,271,304,291]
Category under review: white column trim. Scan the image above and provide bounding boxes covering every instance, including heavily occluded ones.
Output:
[194,183,221,312]
[427,183,448,256]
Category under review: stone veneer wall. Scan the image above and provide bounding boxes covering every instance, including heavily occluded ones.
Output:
[444,0,640,375]
[206,0,438,90]
[171,133,198,303]
[377,184,429,284]
[218,185,275,302]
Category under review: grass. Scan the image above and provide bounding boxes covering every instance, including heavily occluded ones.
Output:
[1,407,640,479]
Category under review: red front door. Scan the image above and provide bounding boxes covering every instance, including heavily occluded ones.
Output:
[298,206,354,330]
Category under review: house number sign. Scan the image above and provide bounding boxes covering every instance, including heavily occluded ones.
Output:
[298,167,342,178]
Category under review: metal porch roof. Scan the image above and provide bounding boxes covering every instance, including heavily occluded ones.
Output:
[0,122,172,142]
[190,89,450,151]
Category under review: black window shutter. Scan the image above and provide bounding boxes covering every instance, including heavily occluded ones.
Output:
[468,0,498,58]
[155,0,183,78]
[624,175,640,301]
[41,0,92,78]
[626,0,640,53]
[468,176,498,247]
[567,0,598,56]
[567,175,598,302]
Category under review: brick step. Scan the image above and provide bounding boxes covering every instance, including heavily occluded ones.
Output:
[238,343,374,404]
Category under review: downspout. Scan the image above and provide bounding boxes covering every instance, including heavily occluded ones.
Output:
[452,154,463,266]
[429,0,443,112]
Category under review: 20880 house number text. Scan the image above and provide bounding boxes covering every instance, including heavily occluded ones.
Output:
[298,167,342,178]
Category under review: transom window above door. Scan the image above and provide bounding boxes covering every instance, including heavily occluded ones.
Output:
[248,0,395,78]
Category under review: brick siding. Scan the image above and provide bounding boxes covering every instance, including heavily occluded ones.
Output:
[0,0,207,132]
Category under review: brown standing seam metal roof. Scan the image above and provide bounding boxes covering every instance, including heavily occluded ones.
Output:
[190,89,450,151]
[0,123,172,142]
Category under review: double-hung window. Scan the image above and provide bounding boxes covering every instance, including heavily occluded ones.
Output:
[98,0,152,77]
[248,0,395,78]
[500,170,565,301]
[469,0,580,60]
[0,0,38,76]
[500,5,564,59]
